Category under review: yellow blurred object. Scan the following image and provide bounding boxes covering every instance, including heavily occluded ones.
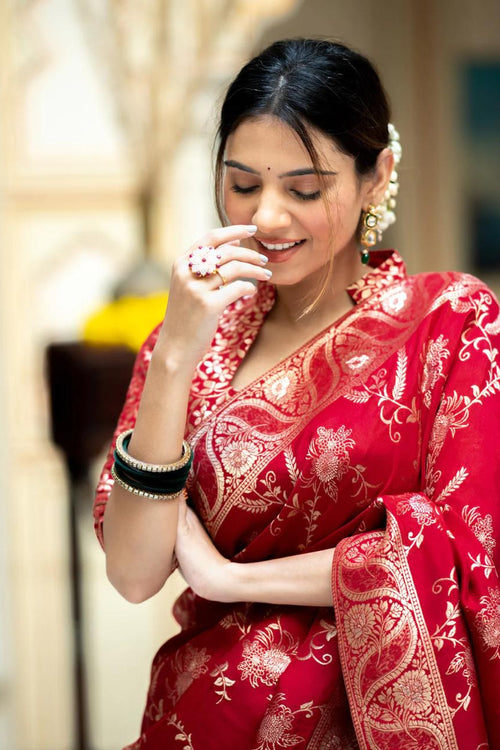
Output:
[82,292,168,352]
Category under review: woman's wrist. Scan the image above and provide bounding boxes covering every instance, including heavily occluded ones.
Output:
[125,340,194,466]
[213,560,253,603]
[150,339,198,379]
[193,560,244,604]
[219,561,245,603]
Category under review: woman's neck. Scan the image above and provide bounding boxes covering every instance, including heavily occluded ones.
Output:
[272,246,366,328]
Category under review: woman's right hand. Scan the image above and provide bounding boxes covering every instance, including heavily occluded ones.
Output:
[155,224,271,369]
[104,225,271,602]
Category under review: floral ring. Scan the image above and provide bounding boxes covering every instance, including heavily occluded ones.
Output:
[188,245,222,278]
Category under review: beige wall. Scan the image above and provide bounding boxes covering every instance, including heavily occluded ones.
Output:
[0,2,303,749]
[261,0,500,294]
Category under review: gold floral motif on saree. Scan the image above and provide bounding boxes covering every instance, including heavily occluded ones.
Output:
[237,619,298,688]
[187,255,454,540]
[333,516,459,750]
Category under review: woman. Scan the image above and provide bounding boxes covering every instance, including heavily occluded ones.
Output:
[94,39,500,749]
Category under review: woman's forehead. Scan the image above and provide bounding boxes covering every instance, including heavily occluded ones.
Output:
[225,115,347,170]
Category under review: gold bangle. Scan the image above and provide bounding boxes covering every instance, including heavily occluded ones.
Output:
[115,429,192,473]
[111,464,185,501]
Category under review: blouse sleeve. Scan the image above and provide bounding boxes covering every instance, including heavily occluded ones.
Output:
[332,282,500,748]
[93,324,161,549]
[421,284,500,571]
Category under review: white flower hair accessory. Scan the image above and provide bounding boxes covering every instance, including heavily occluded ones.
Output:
[377,123,402,234]
[359,124,402,263]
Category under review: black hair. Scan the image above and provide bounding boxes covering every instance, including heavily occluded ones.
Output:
[214,37,391,219]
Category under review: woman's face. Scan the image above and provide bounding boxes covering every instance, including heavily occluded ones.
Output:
[222,115,375,288]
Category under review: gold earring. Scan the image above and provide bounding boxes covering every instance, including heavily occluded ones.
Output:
[360,205,379,265]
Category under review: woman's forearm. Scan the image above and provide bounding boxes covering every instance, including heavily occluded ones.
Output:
[175,500,335,607]
[101,225,269,603]
[226,549,335,607]
[103,343,194,603]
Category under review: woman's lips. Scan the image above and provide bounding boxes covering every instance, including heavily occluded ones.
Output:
[256,238,306,262]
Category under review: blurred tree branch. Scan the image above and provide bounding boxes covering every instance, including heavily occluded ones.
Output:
[77,0,302,258]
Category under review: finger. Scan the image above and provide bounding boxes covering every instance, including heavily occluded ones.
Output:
[180,245,270,288]
[215,243,268,266]
[181,243,267,276]
[215,279,260,307]
[179,242,264,283]
[196,224,257,248]
[195,266,271,296]
[216,260,272,285]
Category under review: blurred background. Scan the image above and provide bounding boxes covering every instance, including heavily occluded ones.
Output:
[0,0,499,748]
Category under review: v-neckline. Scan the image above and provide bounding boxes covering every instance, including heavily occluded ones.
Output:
[227,288,354,395]
[189,249,407,415]
[224,250,406,396]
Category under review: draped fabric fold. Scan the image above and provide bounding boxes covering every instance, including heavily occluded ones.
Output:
[94,251,500,749]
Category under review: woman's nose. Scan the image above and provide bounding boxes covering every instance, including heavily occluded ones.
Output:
[252,191,291,232]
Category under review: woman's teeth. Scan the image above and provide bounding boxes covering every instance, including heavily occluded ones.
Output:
[259,240,303,251]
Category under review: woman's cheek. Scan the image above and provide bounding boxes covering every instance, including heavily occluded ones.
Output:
[222,193,242,223]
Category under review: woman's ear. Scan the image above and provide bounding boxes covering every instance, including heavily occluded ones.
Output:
[364,148,394,208]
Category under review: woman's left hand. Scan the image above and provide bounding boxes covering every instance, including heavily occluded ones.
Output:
[175,495,238,602]
[176,495,335,607]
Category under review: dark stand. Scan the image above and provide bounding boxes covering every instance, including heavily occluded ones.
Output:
[46,342,135,750]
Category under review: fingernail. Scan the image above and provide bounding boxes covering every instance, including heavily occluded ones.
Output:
[263,269,273,277]
[246,225,258,233]
[259,254,269,264]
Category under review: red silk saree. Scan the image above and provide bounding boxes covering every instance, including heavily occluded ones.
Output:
[94,251,500,749]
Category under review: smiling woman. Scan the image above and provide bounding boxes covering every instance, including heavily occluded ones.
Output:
[222,116,390,293]
[93,38,500,750]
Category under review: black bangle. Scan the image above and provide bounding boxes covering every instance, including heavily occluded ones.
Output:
[111,464,184,501]
[113,453,189,493]
[115,429,192,473]
[111,429,193,496]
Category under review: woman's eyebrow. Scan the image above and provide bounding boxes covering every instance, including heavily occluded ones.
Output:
[283,167,337,177]
[223,159,337,178]
[224,159,259,175]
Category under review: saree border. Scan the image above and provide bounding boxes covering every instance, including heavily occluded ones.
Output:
[332,511,459,749]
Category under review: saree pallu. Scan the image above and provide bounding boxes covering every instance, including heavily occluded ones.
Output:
[94,252,500,749]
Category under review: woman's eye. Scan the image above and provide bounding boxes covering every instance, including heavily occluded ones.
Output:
[230,184,258,195]
[292,189,321,201]
[230,184,320,201]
